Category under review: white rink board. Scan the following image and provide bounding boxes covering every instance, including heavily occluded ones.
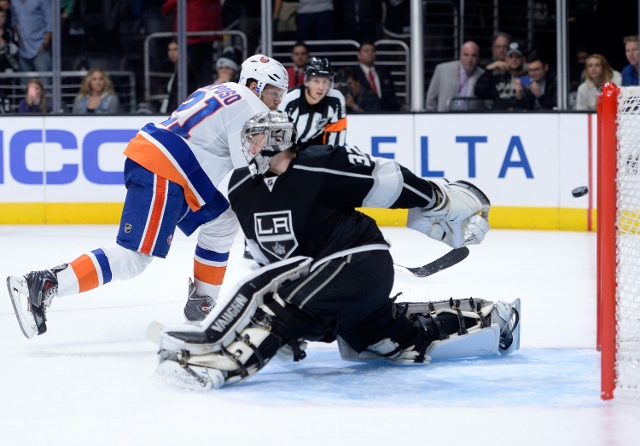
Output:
[0,113,594,208]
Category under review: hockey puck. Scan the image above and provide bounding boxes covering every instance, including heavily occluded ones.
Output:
[572,186,589,197]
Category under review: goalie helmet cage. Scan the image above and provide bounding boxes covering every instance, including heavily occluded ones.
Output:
[597,83,640,400]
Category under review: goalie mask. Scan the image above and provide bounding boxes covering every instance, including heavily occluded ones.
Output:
[241,110,297,177]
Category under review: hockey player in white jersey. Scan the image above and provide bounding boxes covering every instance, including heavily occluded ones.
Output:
[153,110,521,390]
[6,55,290,339]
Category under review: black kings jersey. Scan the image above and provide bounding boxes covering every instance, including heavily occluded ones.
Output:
[279,85,347,150]
[228,145,439,266]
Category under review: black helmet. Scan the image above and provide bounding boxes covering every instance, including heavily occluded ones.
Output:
[304,57,335,80]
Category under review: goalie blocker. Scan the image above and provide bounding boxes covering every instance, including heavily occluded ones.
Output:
[155,256,521,390]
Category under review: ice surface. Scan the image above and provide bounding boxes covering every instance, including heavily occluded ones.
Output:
[1,225,638,446]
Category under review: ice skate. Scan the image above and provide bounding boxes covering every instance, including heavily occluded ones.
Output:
[6,265,65,338]
[183,279,215,323]
[491,298,521,355]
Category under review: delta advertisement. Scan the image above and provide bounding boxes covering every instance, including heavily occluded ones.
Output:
[0,113,596,230]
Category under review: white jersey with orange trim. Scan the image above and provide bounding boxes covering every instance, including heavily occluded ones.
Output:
[124,82,268,211]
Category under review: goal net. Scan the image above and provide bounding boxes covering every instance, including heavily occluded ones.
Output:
[598,83,640,400]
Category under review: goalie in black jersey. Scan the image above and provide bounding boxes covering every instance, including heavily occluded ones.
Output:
[279,56,347,150]
[154,110,521,390]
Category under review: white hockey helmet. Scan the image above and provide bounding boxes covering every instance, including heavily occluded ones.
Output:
[239,54,289,97]
[241,110,297,177]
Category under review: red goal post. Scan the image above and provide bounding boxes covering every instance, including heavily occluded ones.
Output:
[597,83,640,400]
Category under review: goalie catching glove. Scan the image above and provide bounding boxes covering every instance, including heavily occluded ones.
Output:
[407,180,490,248]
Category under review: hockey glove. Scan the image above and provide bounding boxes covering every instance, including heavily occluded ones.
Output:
[407,180,490,248]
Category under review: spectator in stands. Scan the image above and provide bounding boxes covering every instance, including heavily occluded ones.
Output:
[296,0,334,41]
[273,0,298,41]
[161,0,223,86]
[213,50,240,85]
[621,35,639,86]
[160,39,199,114]
[576,54,621,111]
[569,44,589,92]
[11,0,52,84]
[286,42,309,90]
[482,32,512,72]
[425,40,484,111]
[0,0,12,30]
[72,68,121,114]
[0,7,19,72]
[524,50,557,110]
[344,67,380,113]
[353,41,400,111]
[474,42,535,110]
[17,78,51,113]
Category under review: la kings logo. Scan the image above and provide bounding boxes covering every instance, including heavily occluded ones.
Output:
[254,210,298,260]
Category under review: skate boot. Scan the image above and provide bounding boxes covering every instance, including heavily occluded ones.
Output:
[6,264,66,338]
[183,279,215,323]
[491,298,521,355]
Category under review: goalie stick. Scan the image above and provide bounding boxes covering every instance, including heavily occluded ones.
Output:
[393,247,470,278]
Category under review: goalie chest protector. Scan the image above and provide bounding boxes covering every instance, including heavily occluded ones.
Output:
[229,146,387,264]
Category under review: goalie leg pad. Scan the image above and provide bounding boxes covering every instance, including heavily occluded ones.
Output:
[337,298,433,365]
[157,314,282,389]
[424,324,500,360]
[402,297,521,358]
[158,255,313,355]
[156,256,316,389]
[337,297,496,364]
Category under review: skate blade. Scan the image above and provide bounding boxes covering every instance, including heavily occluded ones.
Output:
[6,276,38,339]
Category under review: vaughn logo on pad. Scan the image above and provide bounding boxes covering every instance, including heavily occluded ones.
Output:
[254,210,298,260]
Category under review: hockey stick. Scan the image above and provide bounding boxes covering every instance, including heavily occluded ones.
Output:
[393,246,470,278]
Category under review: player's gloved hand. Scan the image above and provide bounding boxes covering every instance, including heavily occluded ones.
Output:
[407,180,491,248]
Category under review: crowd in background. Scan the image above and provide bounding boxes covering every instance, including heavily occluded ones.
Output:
[0,0,637,114]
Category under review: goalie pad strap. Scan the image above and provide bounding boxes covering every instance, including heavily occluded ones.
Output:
[221,343,251,378]
[236,331,266,370]
[428,302,450,341]
[172,350,214,388]
[449,298,468,335]
[474,299,491,328]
